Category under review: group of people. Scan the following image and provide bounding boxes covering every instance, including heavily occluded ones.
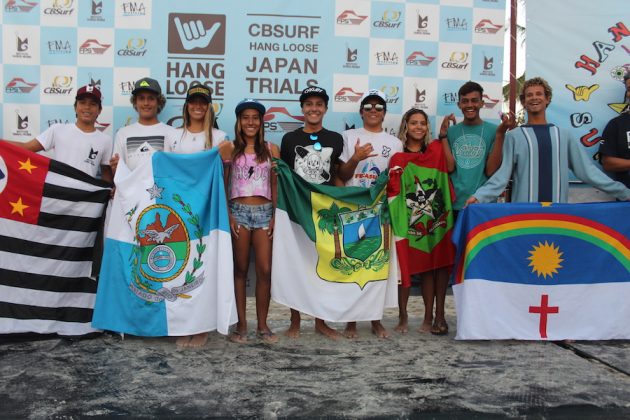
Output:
[6,72,630,347]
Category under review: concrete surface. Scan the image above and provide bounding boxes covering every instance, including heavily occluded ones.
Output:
[1,295,629,419]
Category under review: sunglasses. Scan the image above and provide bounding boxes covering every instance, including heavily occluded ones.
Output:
[362,103,385,111]
[309,134,322,151]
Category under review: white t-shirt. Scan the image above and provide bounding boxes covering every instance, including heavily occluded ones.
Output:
[340,127,403,188]
[36,123,112,178]
[165,127,227,154]
[113,122,176,171]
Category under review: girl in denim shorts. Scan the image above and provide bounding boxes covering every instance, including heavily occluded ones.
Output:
[218,99,280,343]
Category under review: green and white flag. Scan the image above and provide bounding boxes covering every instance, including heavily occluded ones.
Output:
[272,160,398,322]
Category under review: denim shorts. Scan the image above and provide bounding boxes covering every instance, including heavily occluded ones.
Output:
[229,201,273,230]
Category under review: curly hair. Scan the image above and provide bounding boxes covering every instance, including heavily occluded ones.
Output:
[130,93,167,114]
[398,108,431,151]
[520,77,553,105]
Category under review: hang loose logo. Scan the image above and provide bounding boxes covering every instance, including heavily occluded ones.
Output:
[174,16,221,51]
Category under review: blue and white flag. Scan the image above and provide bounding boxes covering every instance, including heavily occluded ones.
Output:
[93,149,236,336]
[453,202,630,340]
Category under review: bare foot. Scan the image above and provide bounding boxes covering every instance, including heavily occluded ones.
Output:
[371,321,389,339]
[284,323,300,339]
[187,332,209,348]
[344,322,359,339]
[257,330,279,343]
[418,321,432,333]
[394,317,409,334]
[229,329,247,344]
[315,319,342,340]
[176,336,192,347]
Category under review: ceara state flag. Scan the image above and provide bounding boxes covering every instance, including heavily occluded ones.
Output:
[387,142,456,286]
[453,202,630,340]
[0,141,111,335]
[92,149,236,336]
[272,160,397,322]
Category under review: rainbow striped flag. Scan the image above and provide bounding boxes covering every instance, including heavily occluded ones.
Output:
[452,202,630,340]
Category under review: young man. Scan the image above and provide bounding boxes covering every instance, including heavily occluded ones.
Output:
[599,71,630,188]
[6,84,113,182]
[110,77,176,173]
[280,86,344,340]
[440,81,507,216]
[338,89,403,339]
[468,77,630,204]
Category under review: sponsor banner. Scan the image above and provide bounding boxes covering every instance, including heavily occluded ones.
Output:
[1,0,506,141]
[528,0,629,163]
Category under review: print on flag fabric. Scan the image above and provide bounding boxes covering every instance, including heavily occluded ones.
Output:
[453,202,630,340]
[272,159,398,322]
[92,149,236,337]
[0,141,111,336]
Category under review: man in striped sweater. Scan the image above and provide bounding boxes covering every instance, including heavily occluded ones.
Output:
[466,77,630,204]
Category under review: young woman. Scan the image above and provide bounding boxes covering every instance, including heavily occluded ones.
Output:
[165,84,226,154]
[219,99,280,343]
[388,109,455,335]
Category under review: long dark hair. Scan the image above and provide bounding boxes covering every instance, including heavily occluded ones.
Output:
[232,109,270,163]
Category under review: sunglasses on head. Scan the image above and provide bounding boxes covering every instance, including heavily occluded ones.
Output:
[362,103,385,111]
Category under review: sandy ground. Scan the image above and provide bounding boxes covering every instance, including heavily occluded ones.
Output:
[2,295,629,419]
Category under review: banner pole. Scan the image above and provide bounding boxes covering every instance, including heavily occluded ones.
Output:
[509,0,518,117]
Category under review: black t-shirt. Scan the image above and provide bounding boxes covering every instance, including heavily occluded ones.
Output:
[598,113,630,187]
[280,128,343,186]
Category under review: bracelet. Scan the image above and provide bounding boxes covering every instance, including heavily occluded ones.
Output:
[438,134,447,139]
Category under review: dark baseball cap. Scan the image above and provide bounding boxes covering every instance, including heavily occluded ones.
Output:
[235,98,266,116]
[185,84,212,103]
[132,77,162,95]
[299,86,329,106]
[75,84,102,104]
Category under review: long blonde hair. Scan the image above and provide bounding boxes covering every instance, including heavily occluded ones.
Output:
[398,108,431,151]
[182,100,216,149]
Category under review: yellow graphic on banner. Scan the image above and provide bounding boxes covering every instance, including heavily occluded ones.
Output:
[312,191,390,289]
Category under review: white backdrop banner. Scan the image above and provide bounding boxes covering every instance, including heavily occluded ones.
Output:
[2,0,505,143]
[527,0,629,161]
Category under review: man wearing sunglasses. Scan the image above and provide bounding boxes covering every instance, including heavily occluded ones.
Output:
[338,89,403,339]
[280,86,345,340]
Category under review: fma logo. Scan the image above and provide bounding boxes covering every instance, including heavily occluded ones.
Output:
[376,51,399,66]
[406,51,435,66]
[121,1,145,16]
[5,77,38,93]
[118,38,147,57]
[44,0,74,15]
[343,46,359,69]
[446,17,468,31]
[88,0,104,22]
[442,91,458,106]
[79,39,111,55]
[373,10,401,29]
[47,117,71,126]
[335,87,363,103]
[414,11,430,35]
[119,80,135,95]
[13,110,31,136]
[263,107,304,133]
[4,0,37,12]
[442,52,469,70]
[336,10,367,25]
[47,39,72,55]
[482,94,500,109]
[380,86,400,104]
[44,75,73,95]
[475,19,503,34]
[168,13,226,55]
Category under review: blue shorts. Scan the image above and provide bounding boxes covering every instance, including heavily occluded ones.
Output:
[229,201,273,230]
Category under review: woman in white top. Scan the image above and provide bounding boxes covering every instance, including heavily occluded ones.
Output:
[166,83,226,154]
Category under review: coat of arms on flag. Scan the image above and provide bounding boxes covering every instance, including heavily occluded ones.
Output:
[453,202,630,340]
[272,160,398,322]
[0,141,111,335]
[92,149,237,336]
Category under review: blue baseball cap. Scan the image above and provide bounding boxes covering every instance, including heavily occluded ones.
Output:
[235,98,266,116]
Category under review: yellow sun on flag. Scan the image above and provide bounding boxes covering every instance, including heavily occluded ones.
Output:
[527,241,564,279]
